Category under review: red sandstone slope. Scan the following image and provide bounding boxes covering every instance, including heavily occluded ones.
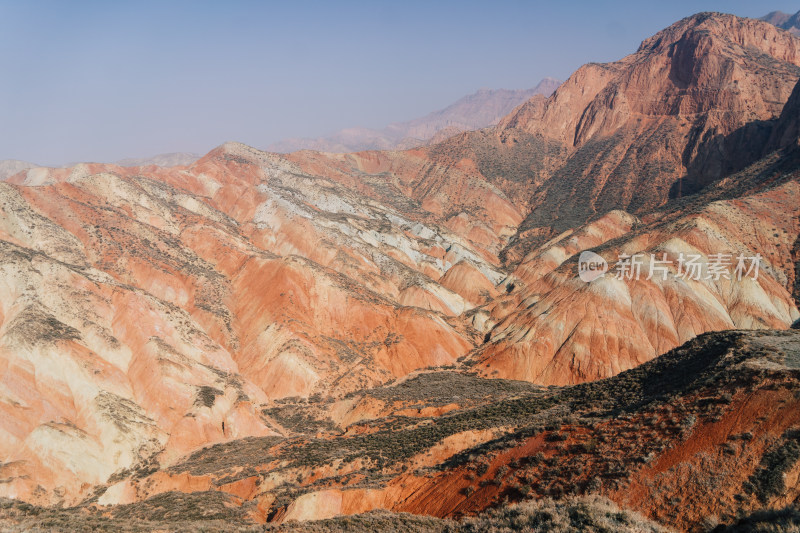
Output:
[277,12,800,389]
[466,69,800,386]
[25,329,796,533]
[0,144,506,504]
[472,174,800,384]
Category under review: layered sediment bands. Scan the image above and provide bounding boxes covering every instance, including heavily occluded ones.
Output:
[472,177,800,385]
[82,330,800,532]
[0,142,498,504]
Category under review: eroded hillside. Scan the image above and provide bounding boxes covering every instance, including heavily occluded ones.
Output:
[2,329,799,532]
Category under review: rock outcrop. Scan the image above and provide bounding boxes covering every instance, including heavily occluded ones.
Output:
[503,13,800,248]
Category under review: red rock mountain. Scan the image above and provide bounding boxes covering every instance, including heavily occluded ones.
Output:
[0,11,799,532]
[501,12,800,249]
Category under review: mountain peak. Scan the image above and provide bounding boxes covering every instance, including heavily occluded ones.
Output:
[637,11,797,56]
[494,11,800,254]
[0,159,38,181]
[761,9,800,35]
[505,11,800,143]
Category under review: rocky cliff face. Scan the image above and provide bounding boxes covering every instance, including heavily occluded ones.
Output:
[767,74,800,152]
[503,13,800,249]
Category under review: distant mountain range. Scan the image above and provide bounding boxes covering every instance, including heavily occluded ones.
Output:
[0,153,201,180]
[266,78,562,153]
[114,152,201,167]
[0,82,560,175]
[0,159,37,181]
[761,9,800,35]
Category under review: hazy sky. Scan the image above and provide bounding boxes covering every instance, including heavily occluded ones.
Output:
[0,0,796,165]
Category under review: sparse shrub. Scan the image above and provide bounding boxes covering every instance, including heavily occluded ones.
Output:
[747,429,800,504]
[529,452,545,465]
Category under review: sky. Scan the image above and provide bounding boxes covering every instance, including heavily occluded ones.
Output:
[0,1,796,165]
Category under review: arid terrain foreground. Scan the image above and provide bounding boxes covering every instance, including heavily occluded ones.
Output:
[1,11,800,533]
